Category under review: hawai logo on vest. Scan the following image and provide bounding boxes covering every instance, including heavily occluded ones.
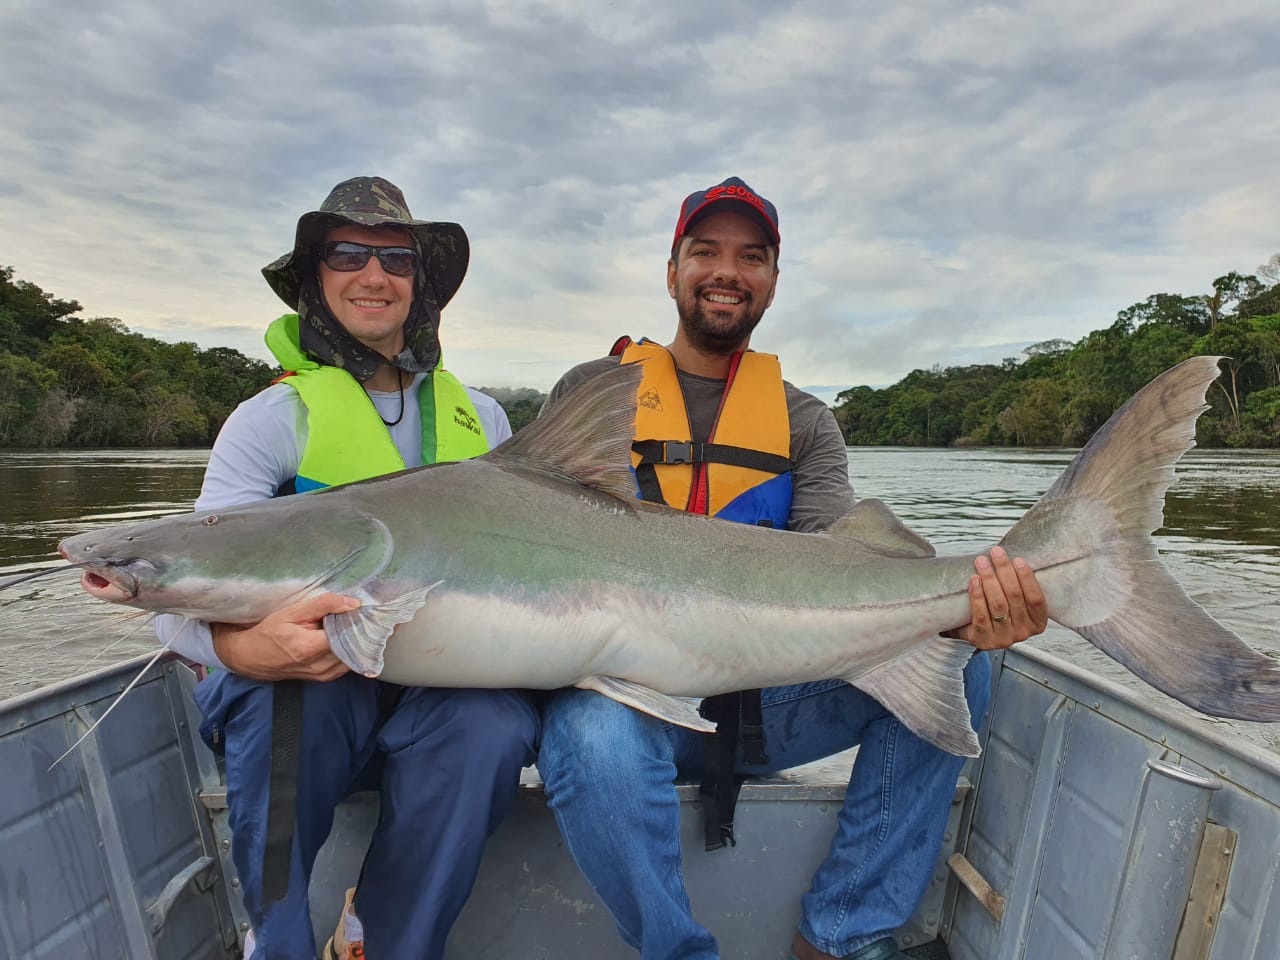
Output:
[453,406,481,435]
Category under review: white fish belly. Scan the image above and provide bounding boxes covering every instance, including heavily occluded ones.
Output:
[374,585,970,696]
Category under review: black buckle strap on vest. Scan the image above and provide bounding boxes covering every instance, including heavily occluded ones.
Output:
[740,688,768,765]
[697,689,767,851]
[262,680,304,904]
[632,440,794,475]
[635,462,666,505]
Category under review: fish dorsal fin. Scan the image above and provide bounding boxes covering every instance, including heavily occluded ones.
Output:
[827,498,937,558]
[487,363,643,503]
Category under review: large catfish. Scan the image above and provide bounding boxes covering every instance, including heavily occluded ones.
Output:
[57,355,1280,755]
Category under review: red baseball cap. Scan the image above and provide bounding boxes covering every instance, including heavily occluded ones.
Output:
[672,176,780,252]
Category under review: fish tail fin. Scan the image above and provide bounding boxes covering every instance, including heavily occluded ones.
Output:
[1002,355,1280,721]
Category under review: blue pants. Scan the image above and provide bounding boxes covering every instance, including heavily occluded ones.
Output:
[537,653,991,959]
[196,672,540,960]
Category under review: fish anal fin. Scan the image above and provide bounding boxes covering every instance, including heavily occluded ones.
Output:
[577,676,716,733]
[827,499,937,559]
[325,581,443,677]
[487,364,643,503]
[850,639,980,757]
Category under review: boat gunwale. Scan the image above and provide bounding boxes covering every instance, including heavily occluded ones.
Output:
[1001,644,1280,799]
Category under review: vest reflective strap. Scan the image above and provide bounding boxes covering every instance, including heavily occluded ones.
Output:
[619,341,792,526]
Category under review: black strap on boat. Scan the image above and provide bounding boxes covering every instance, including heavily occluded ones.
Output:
[697,689,767,851]
[262,679,304,904]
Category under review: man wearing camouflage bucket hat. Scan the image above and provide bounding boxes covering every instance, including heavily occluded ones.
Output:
[155,176,539,959]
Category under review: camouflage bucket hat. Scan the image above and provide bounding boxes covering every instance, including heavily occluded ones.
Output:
[261,176,470,310]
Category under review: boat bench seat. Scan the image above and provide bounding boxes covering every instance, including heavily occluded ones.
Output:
[197,756,970,957]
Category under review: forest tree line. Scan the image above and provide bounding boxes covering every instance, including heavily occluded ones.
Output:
[2,259,1278,449]
[833,257,1280,448]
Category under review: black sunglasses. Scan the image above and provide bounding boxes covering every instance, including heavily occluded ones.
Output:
[318,241,419,277]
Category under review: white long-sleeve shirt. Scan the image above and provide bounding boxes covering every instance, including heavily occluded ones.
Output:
[154,374,512,667]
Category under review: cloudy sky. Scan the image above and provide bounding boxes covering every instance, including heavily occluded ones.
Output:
[2,0,1277,400]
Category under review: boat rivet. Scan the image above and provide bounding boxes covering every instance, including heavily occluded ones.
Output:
[231,877,241,888]
[944,832,952,842]
[239,921,249,932]
[927,914,937,925]
[16,720,24,728]
[818,804,828,813]
[221,839,231,850]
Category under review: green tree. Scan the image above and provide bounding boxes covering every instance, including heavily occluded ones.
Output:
[995,379,1069,445]
[0,266,83,352]
[1204,272,1263,328]
[40,342,115,398]
[0,353,55,445]
[1117,293,1211,336]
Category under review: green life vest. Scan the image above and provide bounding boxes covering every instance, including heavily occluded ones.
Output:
[264,314,490,491]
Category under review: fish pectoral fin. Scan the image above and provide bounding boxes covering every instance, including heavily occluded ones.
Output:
[576,676,716,733]
[849,639,980,757]
[325,581,444,678]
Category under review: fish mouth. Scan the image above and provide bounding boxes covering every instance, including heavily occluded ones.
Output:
[78,567,140,603]
[58,542,145,603]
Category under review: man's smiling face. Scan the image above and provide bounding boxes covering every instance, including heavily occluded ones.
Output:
[318,223,415,357]
[667,210,778,355]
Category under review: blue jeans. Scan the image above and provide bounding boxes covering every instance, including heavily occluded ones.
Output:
[196,672,540,960]
[538,652,991,959]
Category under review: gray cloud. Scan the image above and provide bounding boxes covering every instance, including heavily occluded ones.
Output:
[1,0,1276,393]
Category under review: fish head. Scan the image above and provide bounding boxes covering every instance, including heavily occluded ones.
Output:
[59,496,395,623]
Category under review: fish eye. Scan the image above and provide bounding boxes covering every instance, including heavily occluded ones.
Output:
[203,515,219,526]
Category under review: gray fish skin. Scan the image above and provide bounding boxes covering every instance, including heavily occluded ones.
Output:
[55,355,1280,757]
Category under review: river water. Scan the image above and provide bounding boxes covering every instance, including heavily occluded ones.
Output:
[1,447,1277,749]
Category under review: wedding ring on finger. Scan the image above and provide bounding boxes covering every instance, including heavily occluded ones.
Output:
[992,613,1010,624]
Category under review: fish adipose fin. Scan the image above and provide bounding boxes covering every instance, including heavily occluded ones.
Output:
[1002,355,1280,722]
[488,364,644,503]
[827,498,937,558]
[325,582,444,677]
[577,675,717,733]
[851,639,980,756]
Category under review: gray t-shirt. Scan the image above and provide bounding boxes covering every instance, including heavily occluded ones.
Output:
[543,354,856,534]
